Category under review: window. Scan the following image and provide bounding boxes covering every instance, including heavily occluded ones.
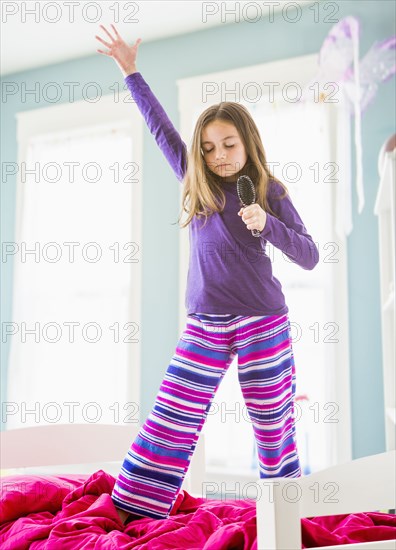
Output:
[6,94,143,429]
[177,55,352,479]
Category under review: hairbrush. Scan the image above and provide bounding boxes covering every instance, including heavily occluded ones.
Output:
[236,175,261,237]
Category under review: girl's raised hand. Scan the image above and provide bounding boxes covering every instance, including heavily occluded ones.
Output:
[95,24,142,77]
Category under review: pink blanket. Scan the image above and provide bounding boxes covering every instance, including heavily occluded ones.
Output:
[1,470,395,549]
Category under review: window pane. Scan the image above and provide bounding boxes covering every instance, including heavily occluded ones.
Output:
[7,124,136,428]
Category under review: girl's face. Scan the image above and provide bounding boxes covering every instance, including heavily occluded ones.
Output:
[201,120,248,181]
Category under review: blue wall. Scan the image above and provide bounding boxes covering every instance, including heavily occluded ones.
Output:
[1,1,395,459]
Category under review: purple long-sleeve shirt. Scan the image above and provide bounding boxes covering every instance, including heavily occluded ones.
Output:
[125,72,319,316]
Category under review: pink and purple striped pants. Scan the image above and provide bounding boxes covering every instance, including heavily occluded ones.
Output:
[111,312,301,519]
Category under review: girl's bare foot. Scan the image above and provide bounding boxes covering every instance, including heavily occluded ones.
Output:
[115,506,130,525]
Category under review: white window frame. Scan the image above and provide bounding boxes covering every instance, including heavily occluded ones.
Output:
[176,54,352,471]
[13,91,143,416]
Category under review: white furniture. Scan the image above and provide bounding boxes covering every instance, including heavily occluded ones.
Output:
[0,424,206,495]
[374,136,396,451]
[256,450,396,550]
[1,425,395,549]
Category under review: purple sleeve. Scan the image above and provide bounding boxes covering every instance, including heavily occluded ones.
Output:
[124,72,187,182]
[260,180,320,270]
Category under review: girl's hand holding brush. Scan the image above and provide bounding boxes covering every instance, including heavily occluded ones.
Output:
[238,204,267,233]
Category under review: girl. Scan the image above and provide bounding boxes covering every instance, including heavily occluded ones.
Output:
[96,24,319,524]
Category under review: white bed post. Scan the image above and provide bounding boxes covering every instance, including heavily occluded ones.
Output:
[256,477,302,550]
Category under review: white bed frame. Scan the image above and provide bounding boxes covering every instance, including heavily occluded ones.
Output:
[0,423,205,495]
[1,426,395,550]
[256,450,396,550]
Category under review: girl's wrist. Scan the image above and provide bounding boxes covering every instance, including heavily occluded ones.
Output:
[123,65,138,77]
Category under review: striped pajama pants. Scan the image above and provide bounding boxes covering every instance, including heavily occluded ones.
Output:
[111,312,301,519]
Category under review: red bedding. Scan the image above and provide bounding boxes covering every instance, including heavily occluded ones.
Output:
[1,469,395,549]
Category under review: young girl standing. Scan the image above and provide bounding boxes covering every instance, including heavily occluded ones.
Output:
[96,24,319,523]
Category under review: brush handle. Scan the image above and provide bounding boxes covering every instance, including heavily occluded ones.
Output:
[237,175,262,237]
[240,202,262,237]
[241,201,261,237]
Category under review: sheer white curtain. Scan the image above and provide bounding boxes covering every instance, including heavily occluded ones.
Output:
[254,98,335,474]
[6,123,137,429]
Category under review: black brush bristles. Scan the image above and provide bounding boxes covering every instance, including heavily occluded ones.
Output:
[237,175,256,206]
[236,175,261,237]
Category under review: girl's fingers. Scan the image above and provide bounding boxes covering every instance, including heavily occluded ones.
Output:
[97,49,112,56]
[111,24,121,38]
[95,35,112,48]
[100,24,115,42]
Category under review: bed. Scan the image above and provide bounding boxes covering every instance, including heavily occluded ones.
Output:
[1,424,395,549]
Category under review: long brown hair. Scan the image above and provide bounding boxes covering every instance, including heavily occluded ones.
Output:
[177,101,288,230]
